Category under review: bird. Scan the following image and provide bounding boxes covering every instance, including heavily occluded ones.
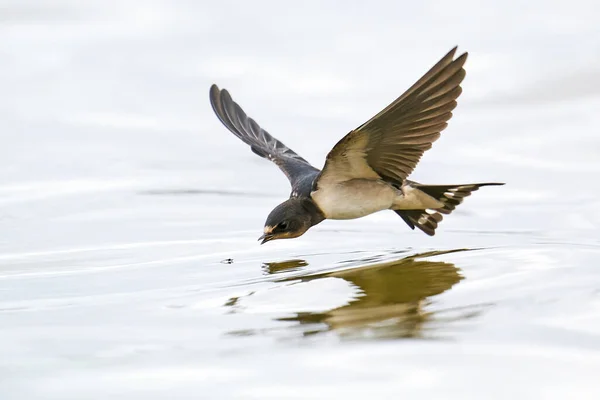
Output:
[209,47,504,244]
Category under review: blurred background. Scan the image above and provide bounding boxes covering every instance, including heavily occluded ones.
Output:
[1,1,600,399]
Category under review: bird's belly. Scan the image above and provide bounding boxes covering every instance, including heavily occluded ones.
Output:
[311,179,398,220]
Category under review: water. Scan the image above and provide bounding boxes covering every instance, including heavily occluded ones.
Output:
[2,1,600,398]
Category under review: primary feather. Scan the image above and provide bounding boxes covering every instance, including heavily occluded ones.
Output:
[209,85,319,196]
[315,47,468,188]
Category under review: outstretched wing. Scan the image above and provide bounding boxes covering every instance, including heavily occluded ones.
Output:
[210,85,320,194]
[315,47,468,189]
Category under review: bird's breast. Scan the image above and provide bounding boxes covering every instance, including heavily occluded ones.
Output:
[310,179,398,220]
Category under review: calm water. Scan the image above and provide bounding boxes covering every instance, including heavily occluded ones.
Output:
[2,1,600,399]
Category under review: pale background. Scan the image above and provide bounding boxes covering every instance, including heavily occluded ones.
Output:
[2,1,600,399]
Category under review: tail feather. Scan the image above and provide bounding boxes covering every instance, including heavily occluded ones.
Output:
[395,182,504,236]
[396,209,443,236]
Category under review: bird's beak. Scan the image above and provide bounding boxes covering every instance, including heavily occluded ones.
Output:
[258,233,274,245]
[258,226,275,245]
[258,233,275,244]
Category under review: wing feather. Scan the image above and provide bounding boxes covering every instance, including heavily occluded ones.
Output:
[316,47,467,188]
[210,85,319,194]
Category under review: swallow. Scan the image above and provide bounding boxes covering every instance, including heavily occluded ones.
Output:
[209,47,504,244]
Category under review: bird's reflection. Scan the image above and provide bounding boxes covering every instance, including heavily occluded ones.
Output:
[262,259,308,274]
[273,250,465,339]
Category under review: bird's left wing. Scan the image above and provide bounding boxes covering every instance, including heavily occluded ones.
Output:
[314,47,467,189]
[210,85,320,194]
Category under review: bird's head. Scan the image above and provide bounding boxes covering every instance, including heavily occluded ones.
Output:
[258,197,324,244]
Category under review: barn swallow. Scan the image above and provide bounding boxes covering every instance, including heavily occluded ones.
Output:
[209,47,503,244]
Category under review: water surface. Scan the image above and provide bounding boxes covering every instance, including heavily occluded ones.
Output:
[2,1,600,399]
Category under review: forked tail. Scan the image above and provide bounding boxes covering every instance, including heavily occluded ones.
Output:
[395,182,504,236]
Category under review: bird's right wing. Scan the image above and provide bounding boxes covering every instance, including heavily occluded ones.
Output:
[315,47,467,189]
[210,85,320,194]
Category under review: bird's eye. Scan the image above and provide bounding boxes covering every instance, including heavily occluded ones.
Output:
[278,221,288,230]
